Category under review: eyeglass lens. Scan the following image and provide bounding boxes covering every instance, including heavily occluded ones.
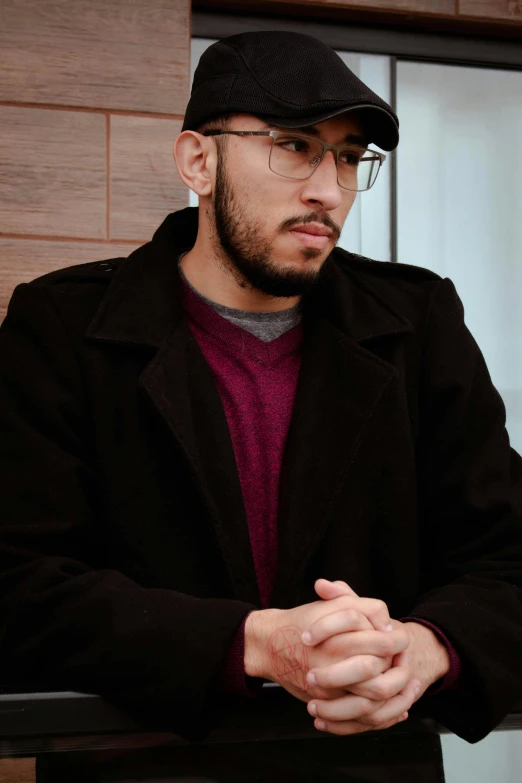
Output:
[269,135,381,191]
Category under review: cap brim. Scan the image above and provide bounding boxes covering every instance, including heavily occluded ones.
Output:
[256,104,399,151]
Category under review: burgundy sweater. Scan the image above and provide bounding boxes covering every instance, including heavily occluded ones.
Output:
[177,257,463,700]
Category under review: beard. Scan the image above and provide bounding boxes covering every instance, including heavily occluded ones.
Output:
[211,149,341,300]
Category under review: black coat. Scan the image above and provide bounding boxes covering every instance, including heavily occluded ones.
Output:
[1,207,521,745]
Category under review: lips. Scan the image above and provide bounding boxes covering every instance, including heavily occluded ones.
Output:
[289,226,331,250]
[290,223,332,237]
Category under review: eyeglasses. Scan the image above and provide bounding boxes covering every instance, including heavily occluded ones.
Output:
[203,130,386,192]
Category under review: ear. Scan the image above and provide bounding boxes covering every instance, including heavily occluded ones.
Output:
[173,130,215,198]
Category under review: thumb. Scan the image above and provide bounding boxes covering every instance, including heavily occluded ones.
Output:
[391,648,410,672]
[314,578,359,600]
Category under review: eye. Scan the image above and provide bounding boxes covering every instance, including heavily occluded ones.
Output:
[275,137,311,154]
[339,149,364,166]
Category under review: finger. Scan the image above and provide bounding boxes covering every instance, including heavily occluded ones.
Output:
[308,654,386,690]
[302,608,372,645]
[392,647,410,669]
[314,711,406,736]
[334,580,357,592]
[312,679,418,736]
[304,616,409,655]
[308,691,387,723]
[341,660,411,702]
[346,648,409,697]
[310,684,349,701]
[314,579,358,600]
[310,593,393,633]
[352,597,394,633]
[354,679,421,728]
[308,653,390,691]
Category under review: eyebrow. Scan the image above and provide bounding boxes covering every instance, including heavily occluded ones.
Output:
[259,121,368,147]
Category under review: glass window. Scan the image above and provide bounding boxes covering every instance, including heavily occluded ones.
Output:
[397,60,522,454]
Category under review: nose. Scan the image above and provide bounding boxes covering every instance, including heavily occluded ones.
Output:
[299,149,344,212]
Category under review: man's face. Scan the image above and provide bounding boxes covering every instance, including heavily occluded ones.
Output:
[209,112,366,300]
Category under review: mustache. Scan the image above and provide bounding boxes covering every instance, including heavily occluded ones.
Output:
[279,212,341,243]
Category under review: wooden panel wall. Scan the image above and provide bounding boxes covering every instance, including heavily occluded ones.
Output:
[0,758,34,783]
[195,0,522,34]
[459,0,522,21]
[0,0,190,324]
[239,0,456,12]
[0,0,189,113]
[1,107,107,239]
[110,116,183,240]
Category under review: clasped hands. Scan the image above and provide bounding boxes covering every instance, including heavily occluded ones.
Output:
[299,578,435,736]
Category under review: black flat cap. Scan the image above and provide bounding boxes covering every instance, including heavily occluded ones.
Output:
[182,31,399,151]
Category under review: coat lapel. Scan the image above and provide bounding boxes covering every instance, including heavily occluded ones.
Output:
[139,324,262,606]
[87,208,261,605]
[86,208,413,608]
[270,255,414,606]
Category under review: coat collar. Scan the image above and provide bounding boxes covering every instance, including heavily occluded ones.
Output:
[86,208,414,608]
[86,207,412,348]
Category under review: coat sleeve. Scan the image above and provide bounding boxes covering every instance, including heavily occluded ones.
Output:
[405,276,522,743]
[0,283,259,741]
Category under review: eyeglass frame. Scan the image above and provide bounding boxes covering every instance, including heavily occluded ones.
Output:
[202,130,387,192]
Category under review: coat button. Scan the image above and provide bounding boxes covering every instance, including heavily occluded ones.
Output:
[96,262,114,271]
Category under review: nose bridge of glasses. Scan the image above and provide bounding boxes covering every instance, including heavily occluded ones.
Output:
[312,143,339,172]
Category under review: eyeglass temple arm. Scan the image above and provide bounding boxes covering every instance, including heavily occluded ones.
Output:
[202,130,386,162]
[203,131,272,137]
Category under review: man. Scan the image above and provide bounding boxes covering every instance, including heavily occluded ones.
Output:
[1,30,521,782]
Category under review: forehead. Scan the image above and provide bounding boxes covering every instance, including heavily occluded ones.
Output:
[229,112,367,143]
[317,110,366,136]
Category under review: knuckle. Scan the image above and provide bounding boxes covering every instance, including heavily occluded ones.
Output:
[318,672,331,688]
[312,618,326,638]
[372,598,388,613]
[361,700,380,717]
[323,635,349,658]
[361,711,380,727]
[362,658,377,678]
[372,682,390,700]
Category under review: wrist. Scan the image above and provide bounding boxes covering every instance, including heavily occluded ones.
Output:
[404,621,451,688]
[244,608,282,680]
